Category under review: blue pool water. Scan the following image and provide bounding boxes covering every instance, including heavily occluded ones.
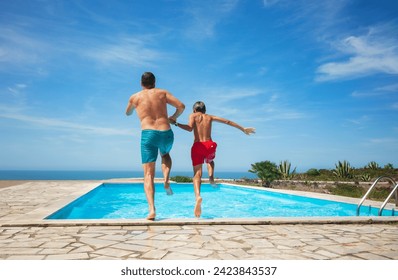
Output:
[46,183,394,220]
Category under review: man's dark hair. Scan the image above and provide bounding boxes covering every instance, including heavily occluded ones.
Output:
[193,101,206,113]
[141,72,156,88]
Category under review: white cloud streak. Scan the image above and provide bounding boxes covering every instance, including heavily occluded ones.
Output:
[7,84,27,97]
[263,0,280,7]
[0,24,168,71]
[0,112,132,136]
[0,27,48,69]
[316,26,398,81]
[351,82,398,98]
[85,38,167,66]
[183,0,239,40]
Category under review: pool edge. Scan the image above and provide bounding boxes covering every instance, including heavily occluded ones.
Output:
[2,216,398,227]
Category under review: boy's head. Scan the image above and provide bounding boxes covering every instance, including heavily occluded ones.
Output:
[141,72,156,88]
[193,101,206,113]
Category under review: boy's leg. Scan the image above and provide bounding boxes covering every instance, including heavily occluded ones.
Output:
[143,162,156,220]
[161,153,173,195]
[207,161,216,186]
[193,164,203,218]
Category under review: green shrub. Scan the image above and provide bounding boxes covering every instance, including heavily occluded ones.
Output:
[170,176,193,183]
[327,184,393,201]
[369,187,392,201]
[306,168,320,176]
[327,184,364,198]
[249,161,280,187]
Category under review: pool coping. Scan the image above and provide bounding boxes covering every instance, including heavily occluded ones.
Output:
[1,179,398,227]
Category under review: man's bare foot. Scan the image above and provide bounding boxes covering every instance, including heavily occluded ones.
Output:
[164,182,173,195]
[194,196,202,218]
[146,211,156,221]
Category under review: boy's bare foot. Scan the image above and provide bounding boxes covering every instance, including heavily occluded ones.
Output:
[194,196,202,218]
[164,182,173,195]
[209,176,217,187]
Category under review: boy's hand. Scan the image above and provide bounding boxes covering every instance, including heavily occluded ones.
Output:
[243,127,256,135]
[168,117,177,124]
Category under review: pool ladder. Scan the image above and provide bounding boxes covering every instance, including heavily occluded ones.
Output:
[356,176,398,216]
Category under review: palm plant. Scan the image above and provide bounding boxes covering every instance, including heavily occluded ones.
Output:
[360,173,371,182]
[366,161,380,170]
[278,160,296,180]
[384,163,394,170]
[333,160,353,179]
[248,161,280,187]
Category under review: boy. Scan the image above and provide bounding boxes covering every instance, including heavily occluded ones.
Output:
[173,101,255,217]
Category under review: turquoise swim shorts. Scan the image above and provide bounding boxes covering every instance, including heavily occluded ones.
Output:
[141,129,174,164]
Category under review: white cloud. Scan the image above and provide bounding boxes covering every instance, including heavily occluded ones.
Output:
[258,94,306,121]
[85,38,166,66]
[183,0,239,40]
[7,84,27,97]
[368,138,397,145]
[347,115,370,126]
[0,112,132,136]
[351,82,398,98]
[316,26,398,81]
[0,27,48,68]
[376,83,398,92]
[263,0,279,7]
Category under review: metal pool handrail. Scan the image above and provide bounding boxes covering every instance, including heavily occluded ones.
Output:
[356,176,397,216]
[378,182,398,216]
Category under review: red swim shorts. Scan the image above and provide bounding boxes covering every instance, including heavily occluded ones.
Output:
[191,140,218,166]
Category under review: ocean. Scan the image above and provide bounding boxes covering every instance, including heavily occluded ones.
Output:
[0,170,257,180]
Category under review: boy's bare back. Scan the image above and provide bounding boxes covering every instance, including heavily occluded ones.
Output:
[190,112,213,142]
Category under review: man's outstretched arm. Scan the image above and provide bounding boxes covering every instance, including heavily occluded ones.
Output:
[125,95,135,116]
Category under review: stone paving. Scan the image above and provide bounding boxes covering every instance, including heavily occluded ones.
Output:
[0,181,397,260]
[1,223,398,260]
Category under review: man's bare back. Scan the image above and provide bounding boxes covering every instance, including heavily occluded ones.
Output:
[126,88,184,130]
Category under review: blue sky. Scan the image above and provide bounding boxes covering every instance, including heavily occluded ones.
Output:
[1,0,397,173]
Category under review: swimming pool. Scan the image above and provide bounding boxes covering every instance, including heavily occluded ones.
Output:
[46,183,395,220]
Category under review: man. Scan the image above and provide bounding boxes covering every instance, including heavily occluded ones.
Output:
[173,101,255,217]
[126,72,185,220]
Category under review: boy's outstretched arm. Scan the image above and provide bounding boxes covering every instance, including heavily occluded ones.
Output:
[172,113,194,132]
[212,115,255,135]
[175,122,193,132]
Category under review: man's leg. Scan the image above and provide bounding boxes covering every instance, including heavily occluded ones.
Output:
[161,153,173,195]
[193,164,203,218]
[143,162,156,220]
